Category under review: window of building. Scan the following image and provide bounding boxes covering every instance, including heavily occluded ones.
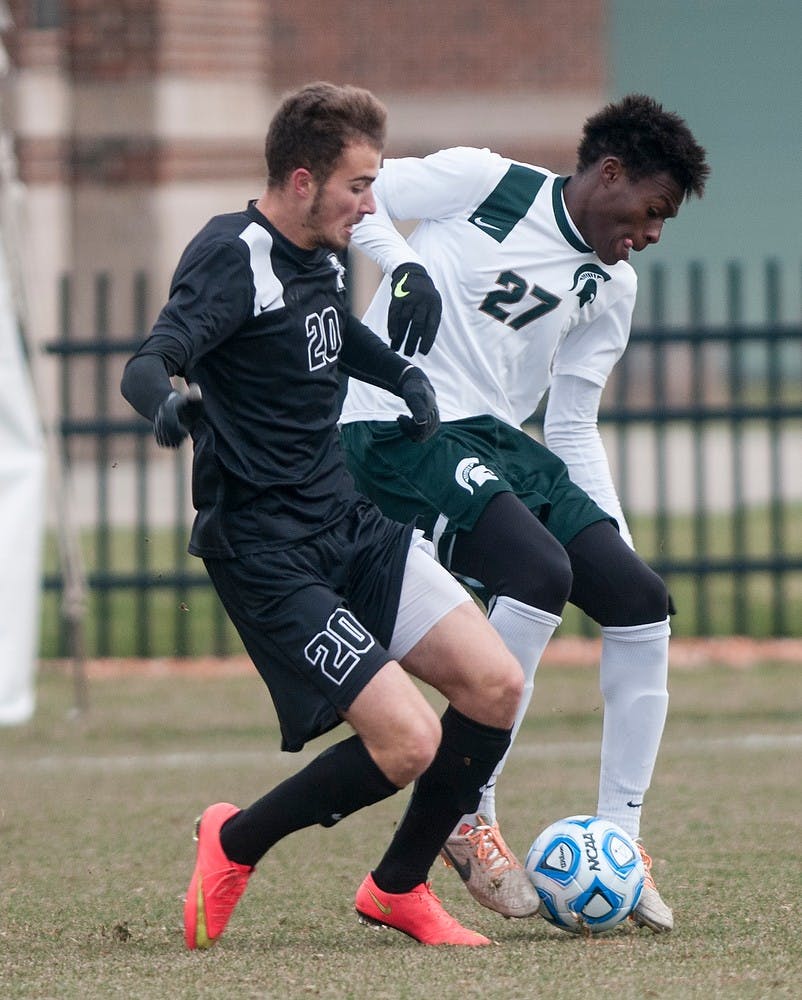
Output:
[31,0,61,29]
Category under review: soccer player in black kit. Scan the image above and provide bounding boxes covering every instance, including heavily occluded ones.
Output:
[121,82,524,948]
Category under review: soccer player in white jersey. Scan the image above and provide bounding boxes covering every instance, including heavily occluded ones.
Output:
[340,94,709,932]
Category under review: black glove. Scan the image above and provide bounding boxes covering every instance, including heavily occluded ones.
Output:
[153,384,203,448]
[388,263,442,357]
[396,367,440,443]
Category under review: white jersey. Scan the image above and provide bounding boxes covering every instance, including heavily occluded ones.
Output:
[341,146,636,428]
[341,146,638,547]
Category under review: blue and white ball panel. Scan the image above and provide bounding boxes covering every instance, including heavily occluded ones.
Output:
[532,835,582,884]
[602,828,641,878]
[572,878,626,924]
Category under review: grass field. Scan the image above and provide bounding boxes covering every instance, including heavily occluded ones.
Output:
[3,657,801,999]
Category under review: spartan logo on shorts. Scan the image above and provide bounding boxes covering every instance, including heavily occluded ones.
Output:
[455,456,499,495]
[304,607,375,686]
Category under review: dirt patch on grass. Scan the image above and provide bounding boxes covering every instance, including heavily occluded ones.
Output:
[41,636,802,679]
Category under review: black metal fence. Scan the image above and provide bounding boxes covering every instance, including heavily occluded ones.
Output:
[584,260,802,638]
[43,261,802,656]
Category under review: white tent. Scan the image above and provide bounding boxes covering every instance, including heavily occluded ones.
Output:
[0,228,44,724]
[0,6,46,724]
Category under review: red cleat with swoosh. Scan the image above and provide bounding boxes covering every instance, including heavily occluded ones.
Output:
[184,802,254,950]
[354,872,490,946]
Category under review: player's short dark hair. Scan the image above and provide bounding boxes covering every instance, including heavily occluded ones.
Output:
[576,94,710,199]
[265,81,387,188]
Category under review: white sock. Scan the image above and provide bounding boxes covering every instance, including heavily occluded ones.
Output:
[596,618,670,839]
[454,596,561,832]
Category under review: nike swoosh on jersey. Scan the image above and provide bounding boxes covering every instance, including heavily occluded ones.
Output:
[627,800,643,808]
[393,272,412,297]
[472,216,502,231]
[441,845,472,883]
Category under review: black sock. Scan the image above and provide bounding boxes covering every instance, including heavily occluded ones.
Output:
[372,706,512,894]
[220,735,399,867]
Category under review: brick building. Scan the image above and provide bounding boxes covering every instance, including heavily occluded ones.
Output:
[4,0,606,387]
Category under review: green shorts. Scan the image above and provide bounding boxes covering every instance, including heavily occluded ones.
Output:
[340,415,614,564]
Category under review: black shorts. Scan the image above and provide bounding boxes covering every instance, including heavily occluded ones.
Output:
[204,496,413,752]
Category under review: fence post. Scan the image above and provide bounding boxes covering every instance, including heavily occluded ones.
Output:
[688,260,710,632]
[765,260,786,634]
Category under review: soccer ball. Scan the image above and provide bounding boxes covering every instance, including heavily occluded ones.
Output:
[524,815,644,934]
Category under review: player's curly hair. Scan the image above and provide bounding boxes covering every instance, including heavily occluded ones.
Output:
[265,81,387,188]
[576,94,710,199]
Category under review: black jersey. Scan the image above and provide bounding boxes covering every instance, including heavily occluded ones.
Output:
[138,202,407,558]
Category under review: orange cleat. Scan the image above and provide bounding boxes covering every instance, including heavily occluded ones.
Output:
[184,802,254,950]
[354,872,491,946]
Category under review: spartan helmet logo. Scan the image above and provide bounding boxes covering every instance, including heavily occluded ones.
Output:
[327,253,347,292]
[570,264,612,308]
[455,457,499,495]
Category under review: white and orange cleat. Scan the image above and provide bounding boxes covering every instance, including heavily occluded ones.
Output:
[630,840,674,932]
[441,815,540,918]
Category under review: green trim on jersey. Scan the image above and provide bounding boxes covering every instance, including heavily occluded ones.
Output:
[468,164,547,242]
[552,177,594,253]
